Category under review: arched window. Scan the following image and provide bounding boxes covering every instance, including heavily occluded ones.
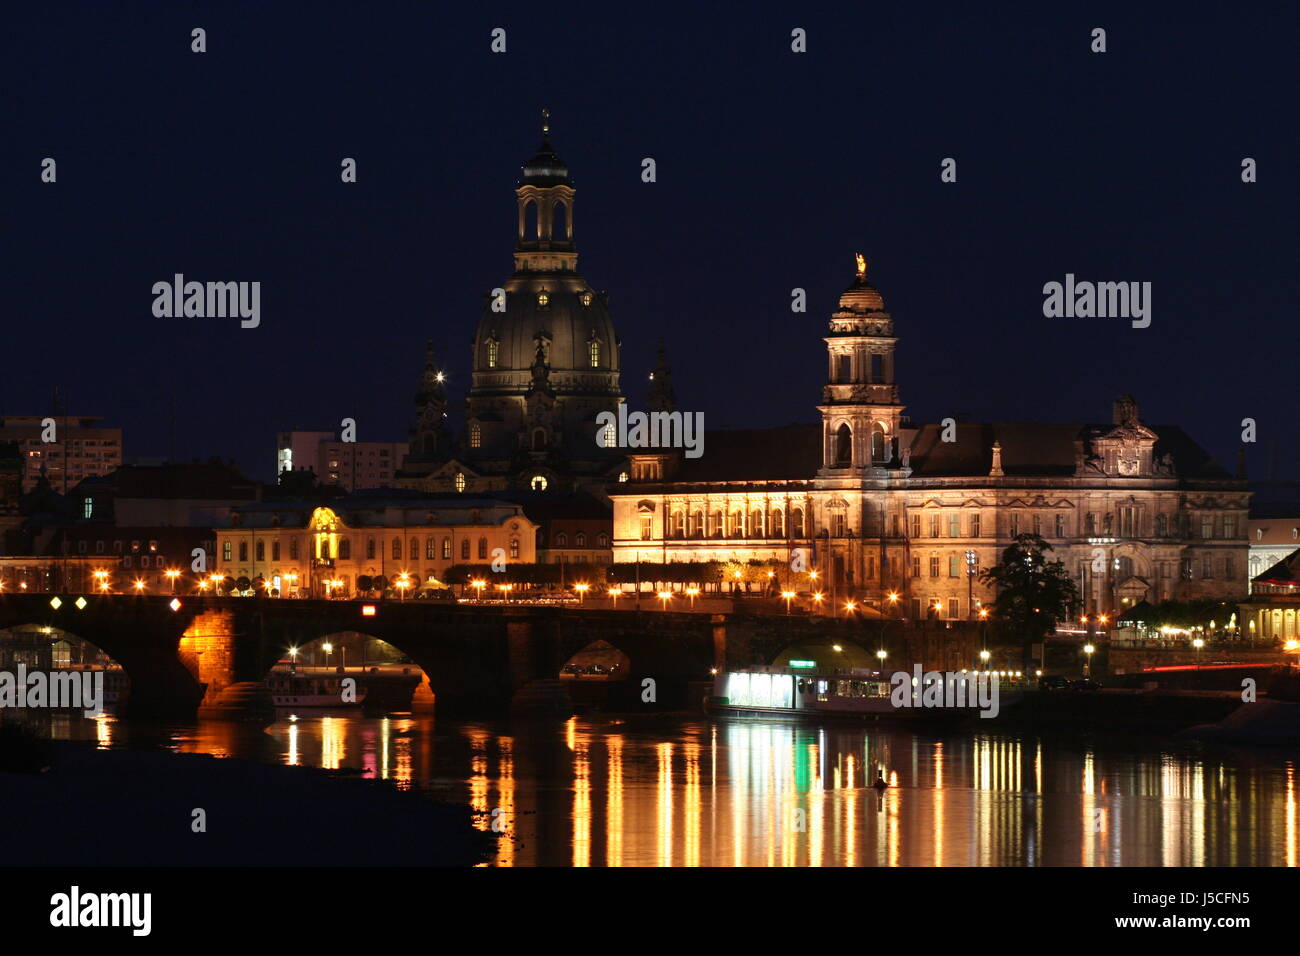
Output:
[834,423,853,467]
[531,475,548,491]
[556,533,568,547]
[487,340,499,368]
[692,510,704,538]
[366,537,376,559]
[533,429,546,452]
[339,538,351,560]
[710,510,723,537]
[426,538,436,559]
[772,509,785,537]
[672,511,685,538]
[392,538,401,560]
[469,422,482,448]
[589,340,600,368]
[603,422,616,448]
[597,532,609,549]
[478,537,488,560]
[730,511,743,538]
[239,542,248,562]
[576,532,586,548]
[509,538,520,559]
[871,423,887,463]
[524,199,538,239]
[255,541,265,562]
[792,508,805,538]
[552,200,568,239]
[455,472,466,493]
[461,538,470,559]
[442,537,452,559]
[750,510,763,538]
[409,539,419,560]
[618,471,628,482]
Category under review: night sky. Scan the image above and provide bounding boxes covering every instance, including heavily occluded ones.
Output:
[6,2,1296,485]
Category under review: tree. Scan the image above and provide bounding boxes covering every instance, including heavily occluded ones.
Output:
[979,534,1080,665]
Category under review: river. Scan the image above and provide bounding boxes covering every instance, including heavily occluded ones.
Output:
[27,709,1298,867]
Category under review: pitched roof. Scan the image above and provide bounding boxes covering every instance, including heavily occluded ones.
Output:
[905,422,1232,480]
[1253,548,1300,587]
[671,425,821,482]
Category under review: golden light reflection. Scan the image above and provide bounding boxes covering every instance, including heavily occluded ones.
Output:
[606,736,624,867]
[573,740,590,867]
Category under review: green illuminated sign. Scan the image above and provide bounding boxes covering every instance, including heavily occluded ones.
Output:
[789,660,816,668]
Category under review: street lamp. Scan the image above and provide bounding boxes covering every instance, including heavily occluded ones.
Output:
[607,587,621,609]
[781,590,796,614]
[322,641,333,668]
[497,582,513,604]
[133,579,146,593]
[979,648,991,673]
[887,591,900,617]
[396,573,411,601]
[876,648,888,669]
[1083,643,1095,677]
[471,578,486,601]
[165,569,180,594]
[1193,636,1205,669]
[657,590,672,611]
[287,646,298,674]
[686,585,700,609]
[844,600,857,618]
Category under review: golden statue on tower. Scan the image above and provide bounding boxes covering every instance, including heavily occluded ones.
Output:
[855,253,867,278]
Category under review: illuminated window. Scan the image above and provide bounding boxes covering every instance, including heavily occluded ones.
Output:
[469,422,481,448]
[640,516,653,540]
[618,471,628,482]
[487,340,498,368]
[426,538,436,559]
[83,497,93,518]
[478,537,488,559]
[223,542,232,561]
[589,340,600,368]
[603,422,616,448]
[455,472,466,493]
[538,290,549,307]
[442,538,452,559]
[509,538,520,559]
[531,475,548,491]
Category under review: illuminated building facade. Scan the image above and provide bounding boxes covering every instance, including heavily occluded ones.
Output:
[610,261,1251,618]
[214,494,537,598]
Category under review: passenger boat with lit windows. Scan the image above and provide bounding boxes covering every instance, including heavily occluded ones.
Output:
[267,674,367,708]
[705,664,1020,721]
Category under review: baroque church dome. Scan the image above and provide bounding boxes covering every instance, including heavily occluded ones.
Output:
[470,113,621,395]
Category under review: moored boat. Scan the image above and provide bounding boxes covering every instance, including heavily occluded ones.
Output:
[267,674,367,708]
[705,665,1021,721]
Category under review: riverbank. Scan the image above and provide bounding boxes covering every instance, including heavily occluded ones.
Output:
[0,734,494,866]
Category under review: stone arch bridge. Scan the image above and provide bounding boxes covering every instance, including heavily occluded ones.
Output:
[0,594,973,718]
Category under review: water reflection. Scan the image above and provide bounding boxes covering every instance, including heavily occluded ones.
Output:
[39,712,1300,867]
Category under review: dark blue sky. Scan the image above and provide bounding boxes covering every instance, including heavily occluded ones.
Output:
[5,2,1296,484]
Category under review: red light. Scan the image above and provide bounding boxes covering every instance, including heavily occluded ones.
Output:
[361,605,377,617]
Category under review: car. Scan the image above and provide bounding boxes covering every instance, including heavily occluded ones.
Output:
[1071,678,1103,691]
[1038,675,1071,691]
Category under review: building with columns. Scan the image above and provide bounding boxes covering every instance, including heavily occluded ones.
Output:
[610,259,1251,619]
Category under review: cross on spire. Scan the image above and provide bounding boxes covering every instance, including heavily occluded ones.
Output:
[541,108,550,137]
